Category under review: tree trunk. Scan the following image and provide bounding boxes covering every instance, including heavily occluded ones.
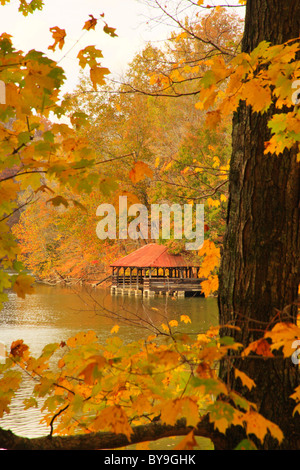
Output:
[218,0,300,450]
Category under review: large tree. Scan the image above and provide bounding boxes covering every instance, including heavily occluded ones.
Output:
[218,0,300,450]
[0,0,299,451]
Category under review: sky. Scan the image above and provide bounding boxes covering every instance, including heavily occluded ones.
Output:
[0,0,245,94]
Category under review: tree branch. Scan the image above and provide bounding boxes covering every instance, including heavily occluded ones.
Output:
[0,416,226,450]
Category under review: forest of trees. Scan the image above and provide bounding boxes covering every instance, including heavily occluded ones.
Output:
[0,0,299,451]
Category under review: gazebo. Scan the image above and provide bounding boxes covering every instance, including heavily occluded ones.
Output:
[110,243,205,297]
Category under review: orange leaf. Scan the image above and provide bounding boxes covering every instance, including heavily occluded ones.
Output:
[174,430,199,450]
[90,405,132,439]
[129,161,153,184]
[83,15,97,31]
[79,355,106,384]
[243,338,273,357]
[90,66,110,90]
[12,274,35,299]
[48,26,66,51]
[234,368,256,391]
[10,340,29,358]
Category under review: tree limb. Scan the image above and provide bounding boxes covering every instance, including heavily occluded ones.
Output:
[0,416,226,450]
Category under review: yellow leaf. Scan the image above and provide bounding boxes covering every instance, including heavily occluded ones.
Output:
[234,368,256,391]
[161,398,199,427]
[78,355,106,384]
[180,315,191,324]
[195,101,204,110]
[110,325,120,334]
[264,322,300,357]
[66,330,98,348]
[207,197,220,208]
[200,276,219,297]
[0,180,20,202]
[169,319,178,328]
[244,409,284,444]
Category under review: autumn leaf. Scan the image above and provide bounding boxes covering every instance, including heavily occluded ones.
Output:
[243,409,284,444]
[264,322,300,357]
[234,368,256,391]
[129,161,153,184]
[48,26,66,51]
[90,405,132,440]
[90,65,110,90]
[78,355,106,385]
[12,274,35,299]
[103,23,118,37]
[66,330,98,348]
[243,337,274,357]
[174,430,199,450]
[110,325,120,334]
[180,315,191,324]
[77,45,103,68]
[160,397,199,427]
[83,14,97,31]
[10,339,29,358]
[208,401,239,434]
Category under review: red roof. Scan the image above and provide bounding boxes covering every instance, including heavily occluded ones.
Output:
[110,243,192,268]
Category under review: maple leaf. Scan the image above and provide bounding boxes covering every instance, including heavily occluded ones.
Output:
[244,409,284,444]
[103,23,118,38]
[12,274,35,299]
[243,337,274,357]
[48,26,66,51]
[90,65,110,90]
[110,325,120,334]
[234,368,256,391]
[174,430,199,450]
[264,322,300,357]
[77,45,103,68]
[10,339,29,358]
[78,355,106,385]
[129,161,153,184]
[83,14,97,31]
[91,405,132,440]
[180,315,191,324]
[160,398,199,427]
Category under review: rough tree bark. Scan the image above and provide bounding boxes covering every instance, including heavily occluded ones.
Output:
[218,0,300,450]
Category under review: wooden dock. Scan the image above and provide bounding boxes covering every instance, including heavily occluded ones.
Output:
[110,274,205,297]
[110,244,205,298]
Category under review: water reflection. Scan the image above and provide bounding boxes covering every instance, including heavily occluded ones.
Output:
[0,283,218,440]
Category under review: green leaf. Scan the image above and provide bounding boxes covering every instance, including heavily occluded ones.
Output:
[235,439,257,450]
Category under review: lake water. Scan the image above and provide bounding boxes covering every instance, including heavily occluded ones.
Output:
[0,283,218,449]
